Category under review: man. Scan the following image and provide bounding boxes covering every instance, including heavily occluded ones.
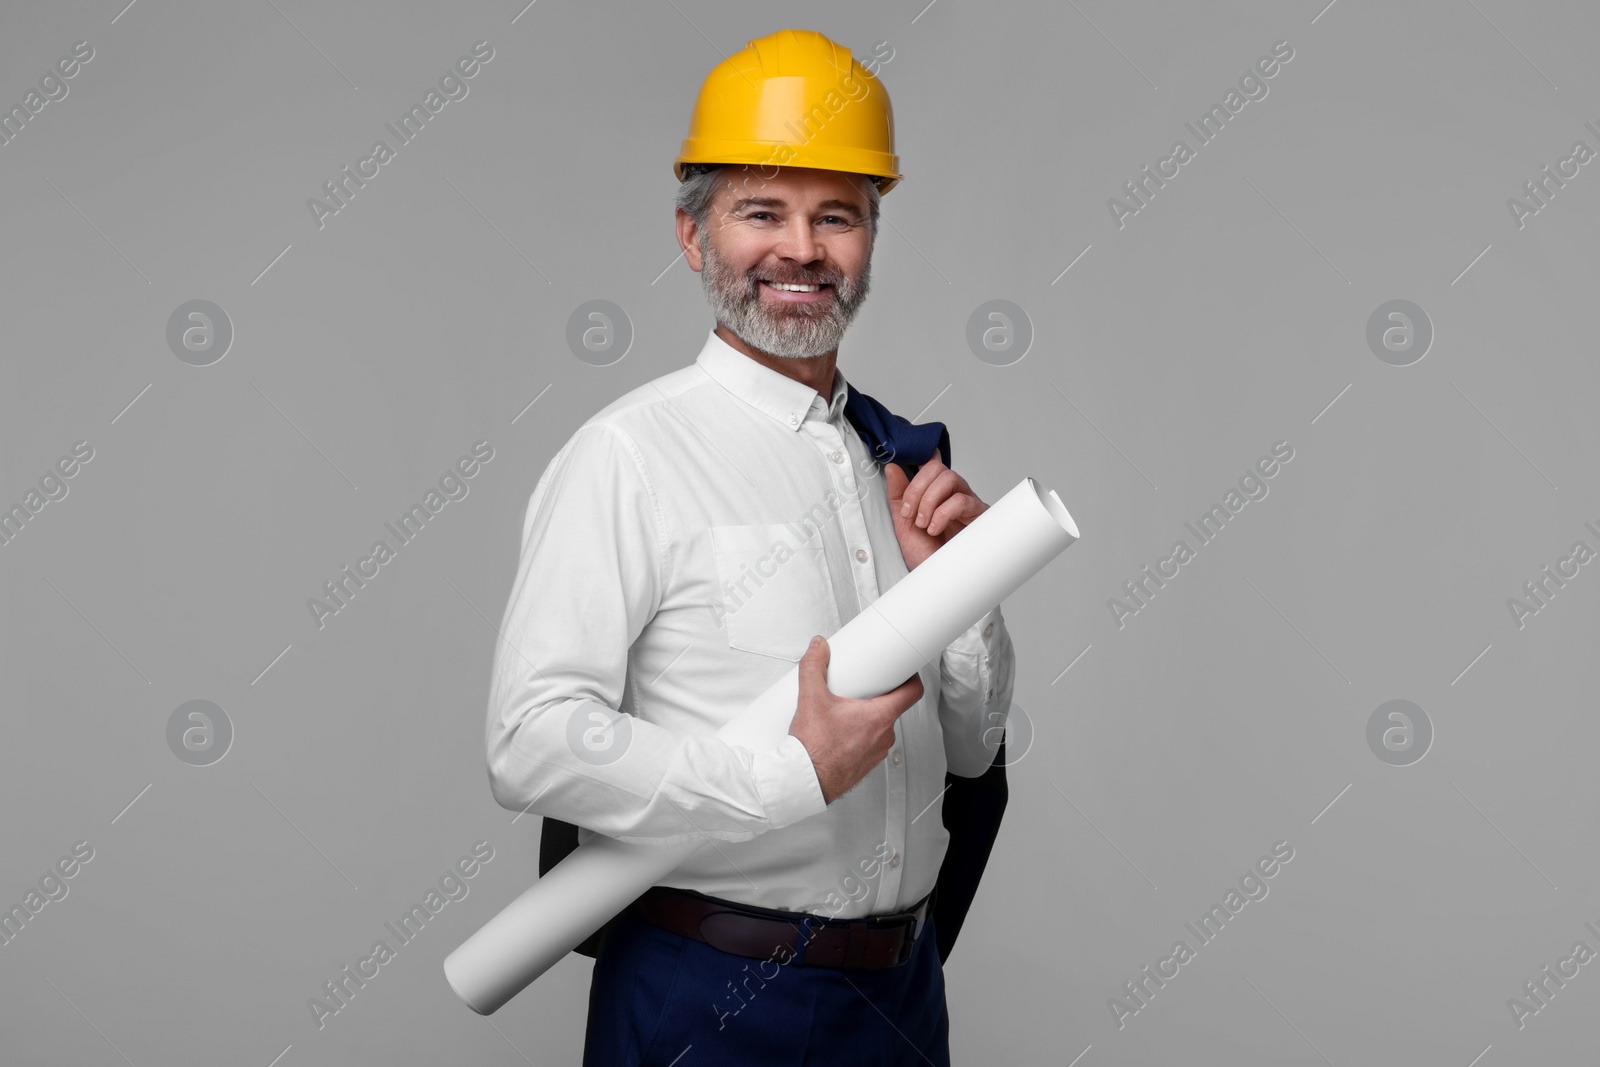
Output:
[484,29,1016,1065]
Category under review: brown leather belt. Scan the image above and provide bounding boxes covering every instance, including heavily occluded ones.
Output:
[630,885,934,970]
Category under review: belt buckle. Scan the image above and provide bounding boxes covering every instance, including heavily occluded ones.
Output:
[895,913,921,966]
[903,893,930,942]
[886,896,930,966]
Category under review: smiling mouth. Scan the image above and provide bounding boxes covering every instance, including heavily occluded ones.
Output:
[760,280,829,292]
[756,279,835,303]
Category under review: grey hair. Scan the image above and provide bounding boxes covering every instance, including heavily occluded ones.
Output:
[675,163,880,242]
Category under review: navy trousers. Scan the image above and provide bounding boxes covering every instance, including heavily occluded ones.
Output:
[582,905,951,1066]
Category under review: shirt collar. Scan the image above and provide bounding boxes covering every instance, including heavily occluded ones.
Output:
[695,326,849,431]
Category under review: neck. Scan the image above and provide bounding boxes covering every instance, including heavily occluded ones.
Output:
[715,322,836,402]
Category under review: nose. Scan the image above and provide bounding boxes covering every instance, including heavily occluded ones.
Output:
[773,215,820,268]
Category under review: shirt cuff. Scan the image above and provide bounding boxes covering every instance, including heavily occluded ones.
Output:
[751,734,829,829]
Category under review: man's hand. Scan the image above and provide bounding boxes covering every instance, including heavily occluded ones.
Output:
[883,453,990,571]
[788,635,924,805]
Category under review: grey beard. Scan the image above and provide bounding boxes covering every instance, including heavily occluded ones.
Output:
[698,235,871,359]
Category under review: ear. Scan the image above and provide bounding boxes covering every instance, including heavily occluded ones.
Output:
[675,208,704,272]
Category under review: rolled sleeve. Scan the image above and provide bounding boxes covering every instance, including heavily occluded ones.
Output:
[485,420,822,844]
[936,604,1018,778]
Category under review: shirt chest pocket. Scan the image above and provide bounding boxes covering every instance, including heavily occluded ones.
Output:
[710,523,844,662]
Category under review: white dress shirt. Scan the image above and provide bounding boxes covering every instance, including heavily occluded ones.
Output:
[485,326,1017,918]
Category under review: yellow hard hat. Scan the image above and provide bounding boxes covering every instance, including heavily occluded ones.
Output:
[674,28,901,195]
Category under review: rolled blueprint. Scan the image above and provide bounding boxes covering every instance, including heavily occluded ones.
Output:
[444,476,1080,1015]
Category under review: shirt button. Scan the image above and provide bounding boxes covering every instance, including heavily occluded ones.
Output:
[855,548,869,563]
[890,751,902,765]
[830,450,844,463]
[982,622,994,638]
[888,852,901,868]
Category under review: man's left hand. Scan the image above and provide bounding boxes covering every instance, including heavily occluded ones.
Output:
[883,453,989,571]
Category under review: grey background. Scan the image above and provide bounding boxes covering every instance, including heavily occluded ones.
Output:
[2,0,1597,1063]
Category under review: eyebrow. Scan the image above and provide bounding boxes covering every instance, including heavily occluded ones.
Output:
[728,196,866,220]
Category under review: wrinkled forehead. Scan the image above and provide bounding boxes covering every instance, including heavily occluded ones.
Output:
[712,165,874,206]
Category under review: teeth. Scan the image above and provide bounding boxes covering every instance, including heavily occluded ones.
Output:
[765,281,823,292]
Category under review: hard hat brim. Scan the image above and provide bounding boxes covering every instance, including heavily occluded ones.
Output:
[673,153,900,196]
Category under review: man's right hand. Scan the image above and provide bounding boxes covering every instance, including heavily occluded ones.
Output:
[788,635,925,805]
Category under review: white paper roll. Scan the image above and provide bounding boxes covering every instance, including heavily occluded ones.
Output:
[444,476,1079,1015]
